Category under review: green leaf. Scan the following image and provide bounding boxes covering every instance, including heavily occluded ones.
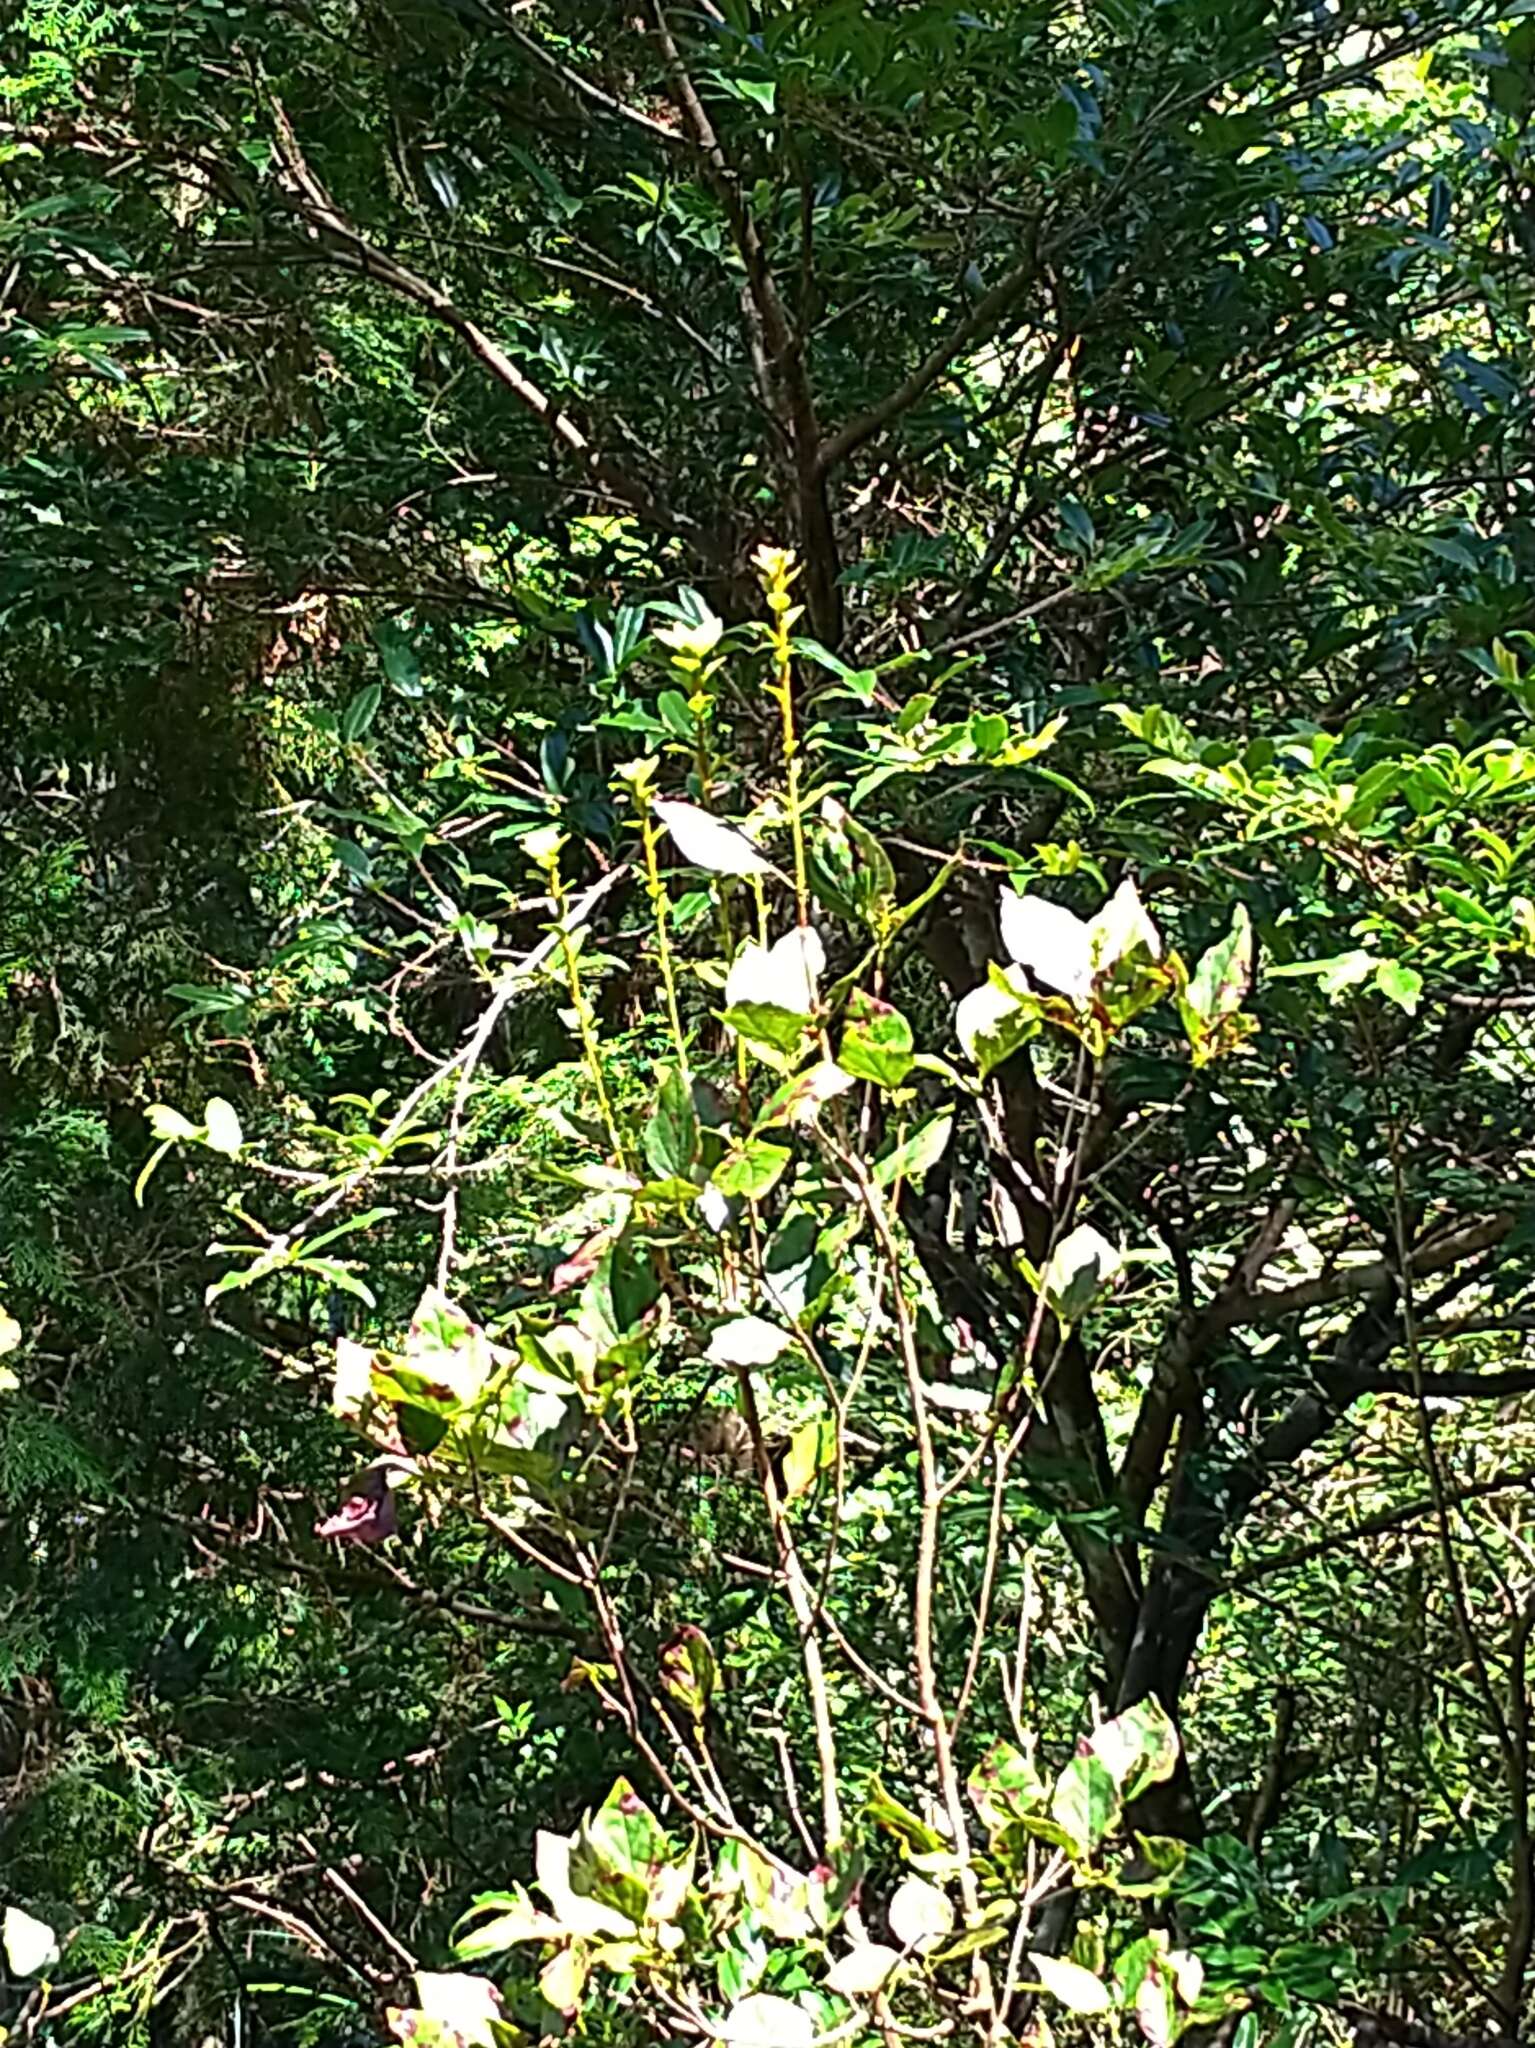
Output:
[341,681,382,739]
[659,1624,718,1721]
[721,1000,815,1060]
[866,1777,948,1856]
[373,617,423,696]
[657,689,695,739]
[839,991,915,1088]
[452,1886,561,1958]
[645,1065,699,1181]
[1185,904,1252,1023]
[713,1137,793,1201]
[1050,1752,1121,1857]
[956,973,1039,1077]
[873,1112,953,1188]
[969,1740,1047,1836]
[1269,950,1375,999]
[1374,960,1423,1014]
[782,1418,833,1499]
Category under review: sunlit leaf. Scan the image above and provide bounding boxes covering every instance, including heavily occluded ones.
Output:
[654,798,775,876]
[3,1905,59,1977]
[1031,1952,1112,2014]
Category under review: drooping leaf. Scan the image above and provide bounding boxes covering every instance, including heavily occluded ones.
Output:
[645,1064,700,1181]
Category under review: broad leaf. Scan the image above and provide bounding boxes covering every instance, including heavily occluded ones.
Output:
[654,798,775,876]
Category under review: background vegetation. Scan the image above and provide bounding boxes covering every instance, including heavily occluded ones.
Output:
[3,1,1535,2043]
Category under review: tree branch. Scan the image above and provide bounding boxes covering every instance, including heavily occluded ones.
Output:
[816,248,1043,478]
[265,98,710,558]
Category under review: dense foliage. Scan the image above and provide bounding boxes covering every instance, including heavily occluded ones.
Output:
[4,1,1535,2043]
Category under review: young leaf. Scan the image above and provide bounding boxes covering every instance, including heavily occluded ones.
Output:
[707,1316,793,1367]
[203,1096,243,1156]
[1041,1224,1122,1323]
[825,1943,901,1995]
[1001,889,1093,999]
[3,1905,60,1977]
[782,1418,833,1499]
[1375,959,1423,1014]
[839,991,915,1088]
[888,1875,955,1952]
[1030,1952,1113,2015]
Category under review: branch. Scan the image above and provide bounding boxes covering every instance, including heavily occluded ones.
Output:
[649,4,843,642]
[1355,1367,1535,1400]
[490,5,686,148]
[264,100,708,556]
[1220,1212,1516,1334]
[1227,1466,1535,1591]
[816,249,1042,478]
